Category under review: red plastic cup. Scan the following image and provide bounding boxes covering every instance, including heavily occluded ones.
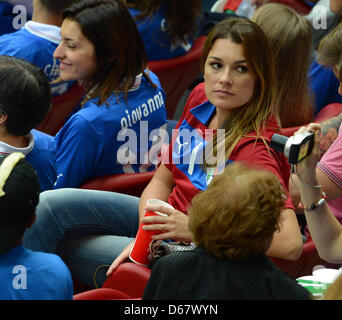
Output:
[129,199,174,266]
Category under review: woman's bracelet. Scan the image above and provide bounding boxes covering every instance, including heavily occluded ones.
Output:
[298,192,327,211]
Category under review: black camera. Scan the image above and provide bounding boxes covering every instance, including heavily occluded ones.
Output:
[270,131,315,165]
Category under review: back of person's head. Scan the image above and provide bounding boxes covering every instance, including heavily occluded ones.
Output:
[40,0,77,15]
[0,56,51,136]
[123,0,202,44]
[0,153,40,254]
[317,22,342,82]
[63,0,151,105]
[200,17,275,164]
[188,162,284,261]
[252,3,313,128]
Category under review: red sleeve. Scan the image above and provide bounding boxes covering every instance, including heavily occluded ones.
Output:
[232,139,294,211]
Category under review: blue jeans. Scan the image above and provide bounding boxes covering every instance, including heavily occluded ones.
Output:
[23,188,140,288]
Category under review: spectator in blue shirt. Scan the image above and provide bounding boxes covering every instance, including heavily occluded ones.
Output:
[124,0,202,61]
[0,153,73,300]
[52,0,167,188]
[0,55,56,191]
[0,0,76,96]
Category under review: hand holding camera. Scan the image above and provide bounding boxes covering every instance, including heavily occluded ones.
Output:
[270,131,314,165]
[270,123,321,182]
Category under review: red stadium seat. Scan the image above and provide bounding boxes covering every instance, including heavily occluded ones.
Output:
[271,236,339,279]
[102,262,151,299]
[35,82,85,136]
[73,287,131,300]
[314,103,342,123]
[80,170,156,197]
[280,103,342,137]
[148,36,206,119]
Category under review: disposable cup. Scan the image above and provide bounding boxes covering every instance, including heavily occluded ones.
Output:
[129,199,174,266]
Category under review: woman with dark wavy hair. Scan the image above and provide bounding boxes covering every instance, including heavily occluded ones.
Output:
[52,0,167,188]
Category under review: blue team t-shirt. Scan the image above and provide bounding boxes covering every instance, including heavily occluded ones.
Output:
[53,71,168,188]
[28,129,56,192]
[309,59,342,115]
[127,5,193,61]
[0,130,56,192]
[0,21,73,96]
[0,245,73,300]
[0,1,16,35]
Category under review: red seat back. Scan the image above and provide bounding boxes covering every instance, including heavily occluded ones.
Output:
[271,236,339,279]
[80,171,155,197]
[148,36,206,119]
[280,103,342,137]
[36,82,85,136]
[73,287,131,300]
[102,262,151,299]
[314,103,342,122]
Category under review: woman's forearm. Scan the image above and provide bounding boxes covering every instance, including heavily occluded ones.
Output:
[139,163,175,221]
[266,208,303,260]
[300,177,342,263]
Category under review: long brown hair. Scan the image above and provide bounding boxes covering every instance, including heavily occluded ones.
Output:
[253,3,313,128]
[63,0,156,105]
[317,21,342,81]
[123,0,202,44]
[201,17,276,166]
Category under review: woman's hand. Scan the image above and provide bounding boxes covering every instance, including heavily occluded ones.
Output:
[105,203,192,278]
[106,241,134,278]
[294,123,321,184]
[141,203,193,243]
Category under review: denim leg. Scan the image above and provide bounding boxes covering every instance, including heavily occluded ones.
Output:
[60,234,134,288]
[23,188,140,254]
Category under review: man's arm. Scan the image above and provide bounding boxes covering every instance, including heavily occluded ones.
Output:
[318,113,342,156]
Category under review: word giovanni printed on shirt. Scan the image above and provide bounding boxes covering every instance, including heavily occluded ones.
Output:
[119,92,164,131]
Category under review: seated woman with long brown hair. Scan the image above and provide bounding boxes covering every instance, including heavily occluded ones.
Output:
[253,3,314,128]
